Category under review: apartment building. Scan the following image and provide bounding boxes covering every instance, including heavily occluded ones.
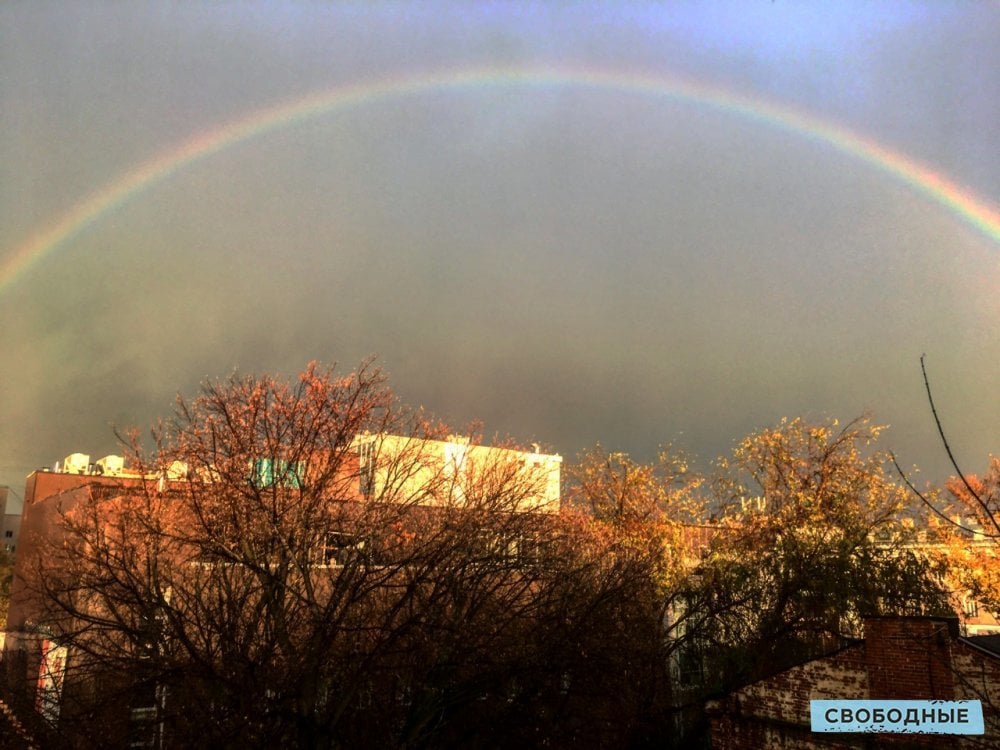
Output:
[0,487,19,555]
[2,437,562,742]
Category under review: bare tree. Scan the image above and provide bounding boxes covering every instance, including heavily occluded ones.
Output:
[14,361,674,749]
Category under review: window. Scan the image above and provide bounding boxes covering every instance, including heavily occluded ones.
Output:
[129,681,163,749]
[4,530,11,538]
[311,532,367,567]
[472,530,518,562]
[250,458,304,489]
[964,598,980,618]
[677,645,704,686]
[470,529,550,566]
[357,442,376,497]
[516,531,543,564]
[397,683,412,706]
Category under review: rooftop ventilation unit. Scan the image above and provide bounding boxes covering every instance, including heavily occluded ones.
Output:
[95,455,125,476]
[63,453,90,474]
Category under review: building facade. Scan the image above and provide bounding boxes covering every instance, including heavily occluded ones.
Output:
[707,616,1000,748]
[2,437,563,746]
[0,487,19,555]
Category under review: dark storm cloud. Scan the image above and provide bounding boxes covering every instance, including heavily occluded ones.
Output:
[1,2,997,510]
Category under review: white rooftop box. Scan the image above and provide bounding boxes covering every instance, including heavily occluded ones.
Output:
[63,453,90,474]
[96,455,125,476]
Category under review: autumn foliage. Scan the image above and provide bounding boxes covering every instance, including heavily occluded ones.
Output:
[695,417,950,686]
[13,362,675,749]
[937,457,1000,620]
[2,363,959,749]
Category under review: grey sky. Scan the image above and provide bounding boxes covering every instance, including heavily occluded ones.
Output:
[1,2,997,510]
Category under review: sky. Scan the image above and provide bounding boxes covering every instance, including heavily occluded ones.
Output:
[1,2,997,511]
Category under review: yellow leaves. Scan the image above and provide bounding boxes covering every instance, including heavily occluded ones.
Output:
[567,444,706,525]
[920,457,1000,616]
[717,414,903,528]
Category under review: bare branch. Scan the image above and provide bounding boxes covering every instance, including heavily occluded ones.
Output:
[920,355,999,534]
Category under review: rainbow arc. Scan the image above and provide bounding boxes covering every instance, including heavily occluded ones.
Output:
[2,66,997,293]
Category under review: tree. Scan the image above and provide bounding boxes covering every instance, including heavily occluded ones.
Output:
[564,444,708,634]
[564,419,956,745]
[566,445,703,525]
[891,356,1000,622]
[0,547,12,630]
[886,356,1000,741]
[565,446,717,745]
[15,361,676,749]
[695,415,950,688]
[940,458,1000,618]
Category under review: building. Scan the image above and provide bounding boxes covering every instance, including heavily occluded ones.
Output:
[353,433,561,513]
[6,438,561,625]
[3,452,166,631]
[707,615,1000,748]
[897,517,1000,636]
[0,487,19,555]
[2,438,562,744]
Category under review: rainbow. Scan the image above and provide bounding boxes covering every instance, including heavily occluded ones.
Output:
[2,65,998,293]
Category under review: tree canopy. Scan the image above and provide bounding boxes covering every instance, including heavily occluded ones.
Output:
[13,362,674,749]
[690,416,950,687]
[3,364,961,749]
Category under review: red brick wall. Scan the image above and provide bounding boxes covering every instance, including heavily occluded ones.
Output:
[865,617,956,700]
[708,617,997,749]
[707,644,869,750]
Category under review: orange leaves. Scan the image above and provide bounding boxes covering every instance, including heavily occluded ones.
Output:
[716,414,903,530]
[931,457,1000,617]
[564,447,706,597]
[943,456,1000,535]
[567,444,704,525]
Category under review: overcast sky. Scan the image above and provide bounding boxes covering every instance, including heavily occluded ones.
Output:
[1,2,997,510]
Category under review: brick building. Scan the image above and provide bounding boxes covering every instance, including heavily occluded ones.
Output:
[707,616,1000,748]
[907,521,1000,636]
[6,438,560,620]
[0,487,19,555]
[2,437,563,743]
